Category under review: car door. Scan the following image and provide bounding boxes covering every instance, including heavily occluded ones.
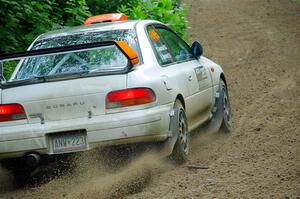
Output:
[147,25,213,128]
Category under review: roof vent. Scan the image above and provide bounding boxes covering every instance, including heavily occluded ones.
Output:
[84,13,128,25]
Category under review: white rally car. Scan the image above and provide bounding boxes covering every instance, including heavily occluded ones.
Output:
[0,13,231,181]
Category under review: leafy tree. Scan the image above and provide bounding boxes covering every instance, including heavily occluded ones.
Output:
[0,0,188,79]
[0,0,91,54]
[86,0,187,39]
[86,0,129,15]
[118,0,188,40]
[0,0,91,79]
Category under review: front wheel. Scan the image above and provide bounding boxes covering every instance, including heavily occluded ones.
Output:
[219,79,232,132]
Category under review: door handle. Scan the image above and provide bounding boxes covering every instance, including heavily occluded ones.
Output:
[161,75,172,91]
[188,75,193,81]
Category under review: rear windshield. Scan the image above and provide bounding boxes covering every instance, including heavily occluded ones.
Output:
[11,29,141,81]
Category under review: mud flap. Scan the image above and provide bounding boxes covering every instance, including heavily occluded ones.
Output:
[204,85,225,133]
[160,108,180,156]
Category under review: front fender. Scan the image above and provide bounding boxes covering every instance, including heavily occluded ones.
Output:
[200,56,225,87]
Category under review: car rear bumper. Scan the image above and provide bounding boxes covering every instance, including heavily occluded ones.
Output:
[0,104,172,159]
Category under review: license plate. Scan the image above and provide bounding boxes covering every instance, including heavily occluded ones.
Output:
[49,131,88,154]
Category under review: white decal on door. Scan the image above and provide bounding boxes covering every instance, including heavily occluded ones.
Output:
[194,66,209,90]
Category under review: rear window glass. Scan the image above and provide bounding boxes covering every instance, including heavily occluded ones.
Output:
[32,29,140,54]
[12,29,141,81]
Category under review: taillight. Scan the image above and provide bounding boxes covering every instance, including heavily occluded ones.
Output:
[0,104,27,122]
[106,88,156,109]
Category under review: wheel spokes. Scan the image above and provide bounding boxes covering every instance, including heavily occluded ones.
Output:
[178,111,189,154]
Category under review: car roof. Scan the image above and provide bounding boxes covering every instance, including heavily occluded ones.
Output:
[38,20,142,40]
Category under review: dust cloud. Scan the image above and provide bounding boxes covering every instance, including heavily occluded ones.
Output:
[0,165,14,193]
[0,149,171,199]
[74,152,168,199]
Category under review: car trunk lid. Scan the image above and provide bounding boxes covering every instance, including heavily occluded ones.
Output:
[1,75,127,124]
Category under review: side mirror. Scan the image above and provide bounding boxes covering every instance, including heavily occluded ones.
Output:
[191,41,203,59]
[0,62,5,82]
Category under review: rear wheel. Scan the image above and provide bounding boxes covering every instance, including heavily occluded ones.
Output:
[1,158,33,187]
[170,100,189,163]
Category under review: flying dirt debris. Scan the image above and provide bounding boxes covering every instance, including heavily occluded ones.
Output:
[0,166,14,193]
[0,151,171,199]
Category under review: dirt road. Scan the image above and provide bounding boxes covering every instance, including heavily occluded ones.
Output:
[128,0,300,198]
[0,0,299,198]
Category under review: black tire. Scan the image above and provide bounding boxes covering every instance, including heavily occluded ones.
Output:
[1,159,32,187]
[13,169,32,187]
[170,100,190,164]
[219,79,232,132]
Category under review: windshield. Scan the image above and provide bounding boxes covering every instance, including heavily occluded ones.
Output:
[11,29,141,81]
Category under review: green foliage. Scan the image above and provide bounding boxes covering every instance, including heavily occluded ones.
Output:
[0,0,91,79]
[64,0,91,26]
[0,0,188,79]
[86,0,129,15]
[0,0,91,54]
[3,61,17,80]
[118,0,188,40]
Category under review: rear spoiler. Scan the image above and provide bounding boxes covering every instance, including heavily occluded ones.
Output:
[0,41,139,82]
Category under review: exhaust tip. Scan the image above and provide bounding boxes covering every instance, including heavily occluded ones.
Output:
[25,153,41,167]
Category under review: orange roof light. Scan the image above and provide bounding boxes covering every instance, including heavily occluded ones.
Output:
[84,13,128,25]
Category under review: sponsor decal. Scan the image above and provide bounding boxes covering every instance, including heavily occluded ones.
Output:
[148,29,160,42]
[194,66,208,81]
[194,66,209,90]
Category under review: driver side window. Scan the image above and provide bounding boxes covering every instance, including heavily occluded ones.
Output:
[156,28,194,63]
[147,26,173,65]
[147,25,194,66]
